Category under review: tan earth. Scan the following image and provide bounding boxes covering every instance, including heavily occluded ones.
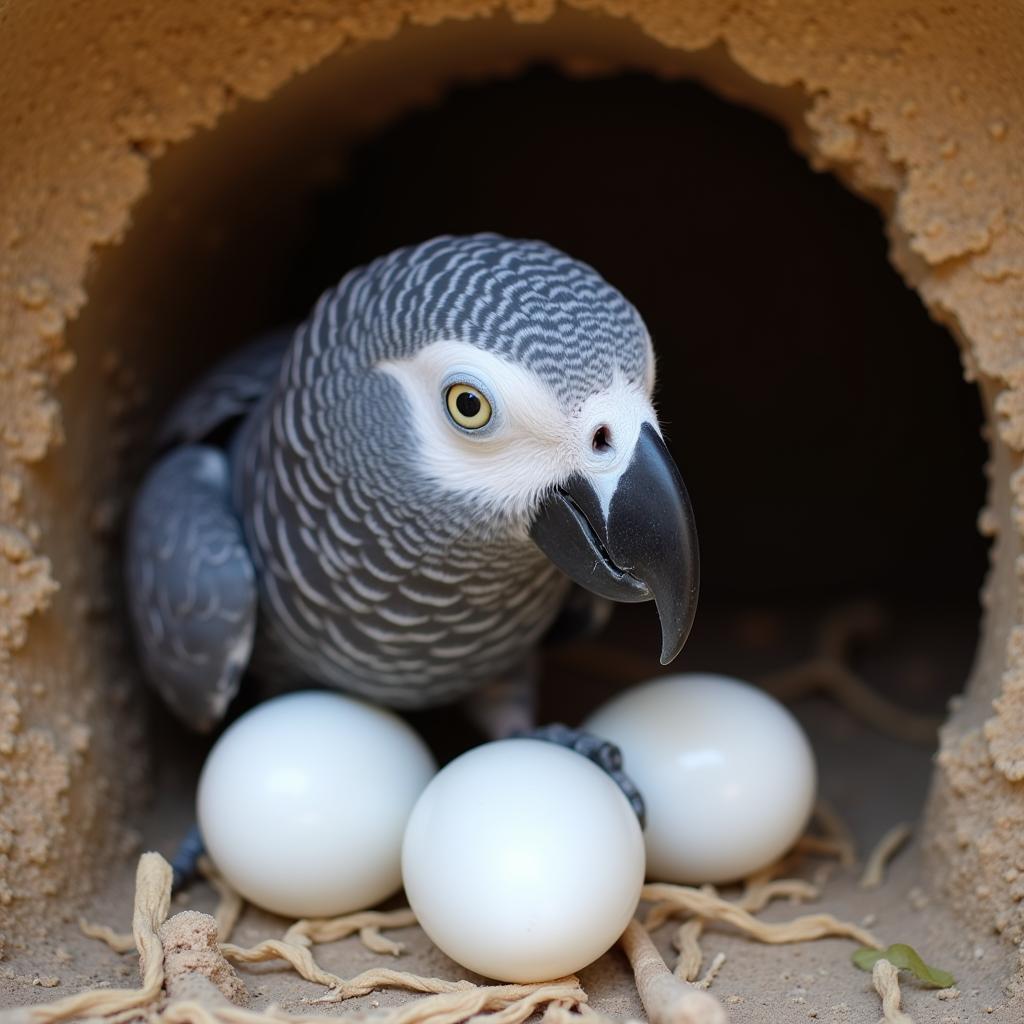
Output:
[1,2,1023,1021]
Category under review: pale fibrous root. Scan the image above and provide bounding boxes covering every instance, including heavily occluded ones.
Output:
[872,959,915,1024]
[78,855,248,955]
[3,853,172,1024]
[549,601,942,747]
[644,863,821,984]
[642,882,881,950]
[860,824,912,890]
[79,869,411,960]
[9,853,590,1024]
[198,857,245,943]
[618,919,727,1024]
[807,798,858,868]
[79,917,137,954]
[284,908,418,956]
[759,602,942,746]
[639,875,882,997]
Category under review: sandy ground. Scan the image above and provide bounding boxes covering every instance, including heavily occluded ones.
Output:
[1,603,1017,1022]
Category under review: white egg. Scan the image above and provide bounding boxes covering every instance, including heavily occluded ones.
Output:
[197,690,436,919]
[401,738,645,983]
[584,673,816,884]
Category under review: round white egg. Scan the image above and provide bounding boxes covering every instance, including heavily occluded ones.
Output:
[198,690,436,919]
[401,738,645,983]
[584,673,816,884]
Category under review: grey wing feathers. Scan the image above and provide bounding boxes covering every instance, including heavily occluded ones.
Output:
[156,327,294,449]
[126,445,257,731]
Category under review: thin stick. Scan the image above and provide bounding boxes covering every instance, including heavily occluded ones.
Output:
[618,920,726,1024]
[198,857,245,943]
[817,602,886,663]
[860,824,912,889]
[78,918,136,954]
[6,853,172,1024]
[283,908,418,951]
[872,959,914,1023]
[649,871,819,983]
[738,877,818,913]
[693,954,725,991]
[811,799,858,867]
[760,659,940,746]
[793,835,850,860]
[641,884,882,949]
[672,919,706,982]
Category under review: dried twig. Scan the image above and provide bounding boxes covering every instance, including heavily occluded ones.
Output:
[760,658,941,746]
[817,603,886,663]
[4,853,171,1024]
[693,953,725,991]
[11,853,587,1024]
[810,799,858,867]
[860,824,912,889]
[738,875,818,914]
[618,920,726,1024]
[671,919,707,983]
[78,917,136,954]
[872,959,915,1023]
[222,938,466,999]
[198,857,245,943]
[641,883,882,949]
[646,863,821,984]
[284,908,418,955]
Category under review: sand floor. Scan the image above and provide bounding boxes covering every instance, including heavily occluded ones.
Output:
[1,604,1016,1022]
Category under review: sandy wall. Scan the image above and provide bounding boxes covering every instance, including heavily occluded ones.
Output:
[0,0,1022,962]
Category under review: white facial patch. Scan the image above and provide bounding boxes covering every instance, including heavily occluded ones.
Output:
[575,377,660,520]
[377,340,659,527]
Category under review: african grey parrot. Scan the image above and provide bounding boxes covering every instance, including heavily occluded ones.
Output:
[125,234,699,744]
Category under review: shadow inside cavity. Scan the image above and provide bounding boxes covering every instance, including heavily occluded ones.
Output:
[71,66,989,838]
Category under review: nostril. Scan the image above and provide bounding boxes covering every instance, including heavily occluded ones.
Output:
[592,425,612,452]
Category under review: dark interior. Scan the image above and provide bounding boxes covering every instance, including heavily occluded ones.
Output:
[88,68,988,801]
[241,67,989,609]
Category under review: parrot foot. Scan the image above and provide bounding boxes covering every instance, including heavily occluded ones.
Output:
[513,723,646,828]
[169,823,206,892]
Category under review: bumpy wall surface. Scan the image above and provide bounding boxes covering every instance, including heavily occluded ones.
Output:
[1,0,1022,960]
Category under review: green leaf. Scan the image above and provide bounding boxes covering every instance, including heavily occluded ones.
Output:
[852,943,955,989]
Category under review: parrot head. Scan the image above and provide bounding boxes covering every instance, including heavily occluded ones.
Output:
[324,234,700,664]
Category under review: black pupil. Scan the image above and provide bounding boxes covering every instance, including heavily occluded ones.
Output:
[456,390,482,419]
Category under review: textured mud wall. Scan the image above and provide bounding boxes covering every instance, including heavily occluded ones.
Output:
[0,0,1022,961]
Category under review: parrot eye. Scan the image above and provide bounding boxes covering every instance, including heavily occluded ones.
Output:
[445,383,493,430]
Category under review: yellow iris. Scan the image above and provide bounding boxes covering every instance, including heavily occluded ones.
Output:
[446,384,492,429]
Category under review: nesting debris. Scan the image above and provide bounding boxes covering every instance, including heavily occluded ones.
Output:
[78,857,246,956]
[672,917,710,983]
[692,955,725,992]
[807,799,858,868]
[618,919,726,1024]
[652,866,820,984]
[642,882,881,950]
[197,858,244,944]
[872,959,914,1024]
[5,853,592,1024]
[2,853,171,1024]
[79,918,136,955]
[861,825,913,890]
[14,830,941,1024]
[284,908,418,956]
[550,602,944,749]
[158,911,248,1007]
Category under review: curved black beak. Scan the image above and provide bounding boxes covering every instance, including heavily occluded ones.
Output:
[530,422,700,664]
